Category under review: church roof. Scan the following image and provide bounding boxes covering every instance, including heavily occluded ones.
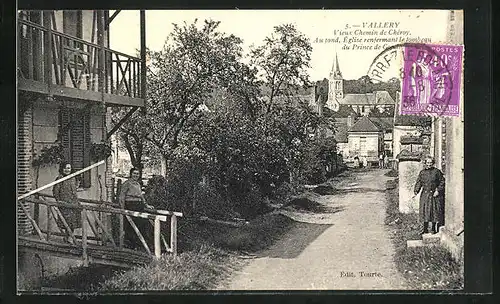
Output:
[338,91,395,105]
[330,53,343,79]
[338,93,376,105]
[348,116,382,133]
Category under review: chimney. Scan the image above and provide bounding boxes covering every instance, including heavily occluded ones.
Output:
[347,115,353,128]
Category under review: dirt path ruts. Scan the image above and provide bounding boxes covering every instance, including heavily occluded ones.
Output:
[220,169,406,290]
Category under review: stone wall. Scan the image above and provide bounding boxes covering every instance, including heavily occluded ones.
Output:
[437,9,464,267]
[18,251,84,290]
[440,106,464,264]
[393,125,419,158]
[398,157,422,213]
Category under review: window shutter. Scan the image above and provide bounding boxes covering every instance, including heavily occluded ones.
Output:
[59,107,91,188]
[59,107,71,162]
[82,110,91,187]
[70,108,91,188]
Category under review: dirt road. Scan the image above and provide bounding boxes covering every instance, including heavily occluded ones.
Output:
[221,169,406,290]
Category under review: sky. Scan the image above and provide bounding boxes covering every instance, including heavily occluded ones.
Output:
[110,10,451,81]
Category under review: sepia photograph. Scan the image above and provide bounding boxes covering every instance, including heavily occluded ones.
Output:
[16,9,465,293]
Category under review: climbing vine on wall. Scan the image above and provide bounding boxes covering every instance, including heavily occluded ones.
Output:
[32,145,65,167]
[90,142,112,162]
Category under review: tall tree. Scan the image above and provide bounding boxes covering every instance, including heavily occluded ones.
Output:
[111,107,150,171]
[112,19,250,175]
[249,24,312,113]
[145,19,247,174]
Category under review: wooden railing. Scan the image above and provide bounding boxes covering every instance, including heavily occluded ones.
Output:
[19,194,182,266]
[18,19,143,99]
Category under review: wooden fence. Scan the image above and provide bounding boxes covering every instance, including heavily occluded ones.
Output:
[19,194,182,266]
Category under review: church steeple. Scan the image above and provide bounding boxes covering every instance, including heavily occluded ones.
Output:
[329,52,344,100]
[331,53,342,79]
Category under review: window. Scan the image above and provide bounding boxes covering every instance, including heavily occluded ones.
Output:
[59,107,91,188]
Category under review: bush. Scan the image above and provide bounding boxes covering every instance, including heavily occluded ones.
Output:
[99,244,235,291]
[144,175,169,209]
[299,137,340,185]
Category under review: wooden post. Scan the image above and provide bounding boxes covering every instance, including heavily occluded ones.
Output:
[97,10,105,96]
[52,207,78,244]
[118,180,124,248]
[140,10,146,113]
[170,215,177,256]
[81,209,89,266]
[34,195,40,229]
[84,211,99,240]
[43,11,53,89]
[18,200,45,241]
[47,205,52,241]
[125,215,151,255]
[154,216,161,259]
[91,210,116,246]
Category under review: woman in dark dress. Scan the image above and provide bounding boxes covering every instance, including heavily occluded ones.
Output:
[52,162,81,240]
[414,156,445,234]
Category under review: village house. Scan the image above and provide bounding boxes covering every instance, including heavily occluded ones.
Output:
[17,9,147,282]
[346,116,385,163]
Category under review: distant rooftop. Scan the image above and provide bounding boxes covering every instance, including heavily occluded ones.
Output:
[349,116,382,133]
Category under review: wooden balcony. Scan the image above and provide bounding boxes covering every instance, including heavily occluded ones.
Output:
[18,19,145,107]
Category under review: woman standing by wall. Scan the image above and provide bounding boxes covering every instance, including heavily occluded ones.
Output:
[414,156,445,234]
[52,161,81,242]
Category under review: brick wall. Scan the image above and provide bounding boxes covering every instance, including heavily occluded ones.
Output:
[18,103,34,235]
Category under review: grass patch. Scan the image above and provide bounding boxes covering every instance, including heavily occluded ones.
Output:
[384,169,398,177]
[40,264,119,292]
[312,184,337,195]
[385,180,463,290]
[99,244,238,291]
[94,212,296,291]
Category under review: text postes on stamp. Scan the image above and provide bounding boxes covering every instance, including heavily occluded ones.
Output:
[401,44,463,117]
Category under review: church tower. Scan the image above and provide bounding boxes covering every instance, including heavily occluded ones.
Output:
[329,53,344,100]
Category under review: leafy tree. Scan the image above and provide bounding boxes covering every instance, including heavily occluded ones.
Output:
[113,19,250,175]
[111,108,150,171]
[249,24,312,113]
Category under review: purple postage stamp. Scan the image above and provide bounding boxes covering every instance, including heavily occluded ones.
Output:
[400,44,463,117]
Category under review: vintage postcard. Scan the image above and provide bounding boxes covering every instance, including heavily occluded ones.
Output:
[16,9,464,292]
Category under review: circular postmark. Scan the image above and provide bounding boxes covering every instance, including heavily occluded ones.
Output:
[365,43,461,118]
